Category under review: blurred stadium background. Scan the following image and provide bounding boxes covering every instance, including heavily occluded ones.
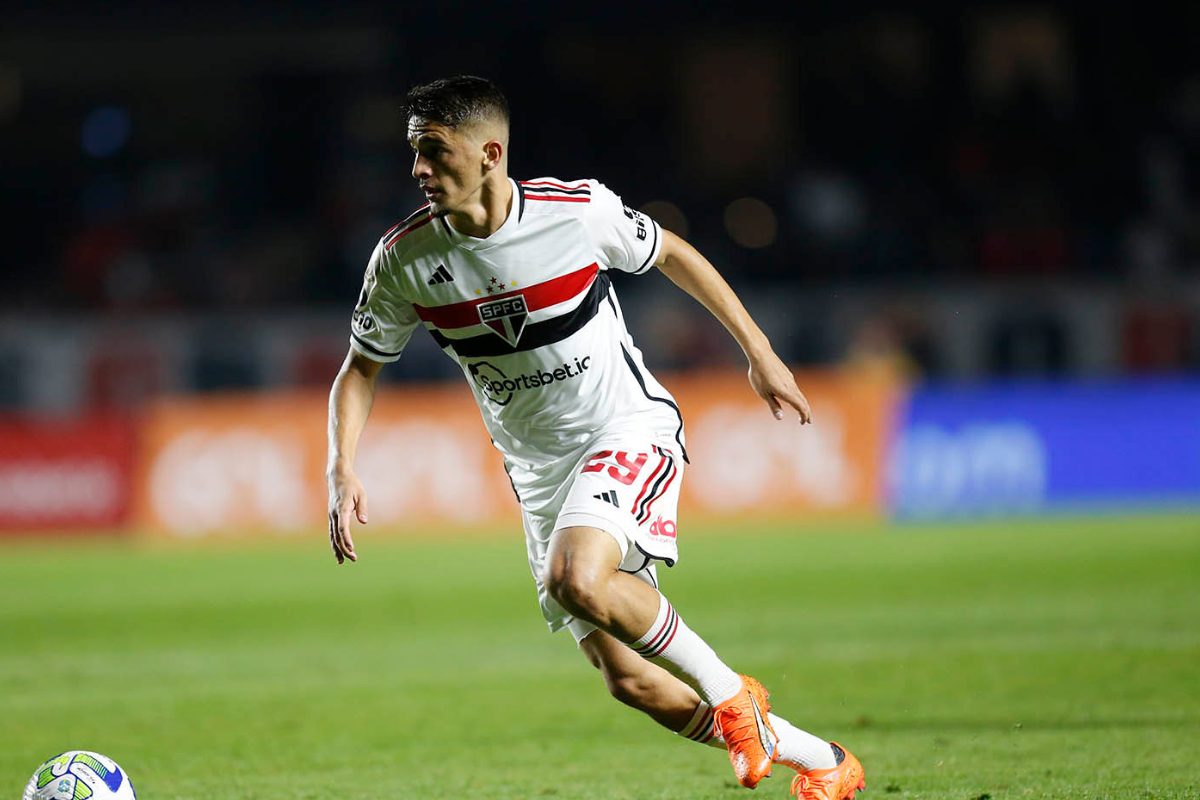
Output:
[3,4,1199,534]
[2,4,1199,798]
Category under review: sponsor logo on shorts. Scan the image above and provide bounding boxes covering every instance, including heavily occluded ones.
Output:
[648,516,677,538]
[468,357,591,406]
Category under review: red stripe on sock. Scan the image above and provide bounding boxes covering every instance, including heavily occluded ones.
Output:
[684,709,714,741]
[646,611,679,658]
[635,605,675,655]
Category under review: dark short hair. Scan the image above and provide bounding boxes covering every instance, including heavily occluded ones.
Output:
[400,75,510,130]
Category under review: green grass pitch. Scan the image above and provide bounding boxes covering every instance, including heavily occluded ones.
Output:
[2,512,1198,799]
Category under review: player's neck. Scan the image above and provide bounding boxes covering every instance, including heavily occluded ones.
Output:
[446,174,513,239]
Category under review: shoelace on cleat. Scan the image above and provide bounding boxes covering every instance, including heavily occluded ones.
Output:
[792,770,861,800]
[715,705,761,749]
[792,772,833,798]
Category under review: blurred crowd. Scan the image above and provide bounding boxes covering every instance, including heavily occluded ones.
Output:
[2,5,1198,384]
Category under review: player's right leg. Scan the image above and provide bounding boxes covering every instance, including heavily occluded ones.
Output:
[534,440,864,793]
[578,627,722,746]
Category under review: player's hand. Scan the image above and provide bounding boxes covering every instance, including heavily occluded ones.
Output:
[327,468,368,564]
[748,351,812,424]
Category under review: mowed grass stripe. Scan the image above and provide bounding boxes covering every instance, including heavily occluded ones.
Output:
[1,512,1198,798]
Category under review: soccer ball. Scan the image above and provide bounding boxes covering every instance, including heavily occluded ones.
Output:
[23,751,136,800]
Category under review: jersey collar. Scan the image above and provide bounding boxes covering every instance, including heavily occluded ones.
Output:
[439,178,522,251]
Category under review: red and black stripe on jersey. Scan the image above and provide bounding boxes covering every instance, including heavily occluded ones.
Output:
[520,180,592,203]
[415,263,609,358]
[384,204,433,251]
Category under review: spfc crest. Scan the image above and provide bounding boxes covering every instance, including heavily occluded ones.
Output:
[478,294,529,346]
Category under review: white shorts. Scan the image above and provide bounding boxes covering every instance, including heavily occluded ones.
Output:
[522,439,685,643]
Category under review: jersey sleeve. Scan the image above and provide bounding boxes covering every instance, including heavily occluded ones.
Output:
[583,181,663,275]
[348,242,421,363]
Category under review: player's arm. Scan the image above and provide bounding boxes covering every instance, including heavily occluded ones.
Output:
[654,229,811,423]
[326,348,385,564]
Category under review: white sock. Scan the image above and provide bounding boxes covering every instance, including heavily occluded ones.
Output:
[631,593,742,705]
[676,701,724,748]
[680,702,838,770]
[770,714,837,770]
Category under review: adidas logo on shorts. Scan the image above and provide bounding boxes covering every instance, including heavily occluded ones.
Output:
[593,491,619,508]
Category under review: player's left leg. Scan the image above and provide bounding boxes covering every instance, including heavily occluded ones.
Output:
[578,627,857,786]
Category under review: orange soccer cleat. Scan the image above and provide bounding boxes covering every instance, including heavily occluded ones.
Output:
[790,742,866,800]
[713,675,779,789]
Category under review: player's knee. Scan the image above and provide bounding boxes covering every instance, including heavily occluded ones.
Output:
[545,561,608,624]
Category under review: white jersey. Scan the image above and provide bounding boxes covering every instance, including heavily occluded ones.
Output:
[349,177,687,509]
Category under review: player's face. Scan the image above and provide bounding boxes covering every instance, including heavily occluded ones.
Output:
[407,118,482,217]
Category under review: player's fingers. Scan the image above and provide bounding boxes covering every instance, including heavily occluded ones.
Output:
[328,513,345,564]
[783,388,813,424]
[763,392,784,420]
[340,499,358,556]
[337,517,357,563]
[767,375,810,424]
[355,492,369,525]
[336,502,358,562]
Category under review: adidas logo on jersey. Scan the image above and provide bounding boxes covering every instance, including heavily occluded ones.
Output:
[427,264,454,285]
[593,491,619,508]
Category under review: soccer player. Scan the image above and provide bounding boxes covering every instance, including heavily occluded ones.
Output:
[326,76,866,800]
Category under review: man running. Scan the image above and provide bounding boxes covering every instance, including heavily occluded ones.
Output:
[326,75,865,799]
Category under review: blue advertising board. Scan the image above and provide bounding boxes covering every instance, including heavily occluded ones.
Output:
[888,378,1200,519]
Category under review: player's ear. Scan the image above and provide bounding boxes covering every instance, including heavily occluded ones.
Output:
[482,139,503,172]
